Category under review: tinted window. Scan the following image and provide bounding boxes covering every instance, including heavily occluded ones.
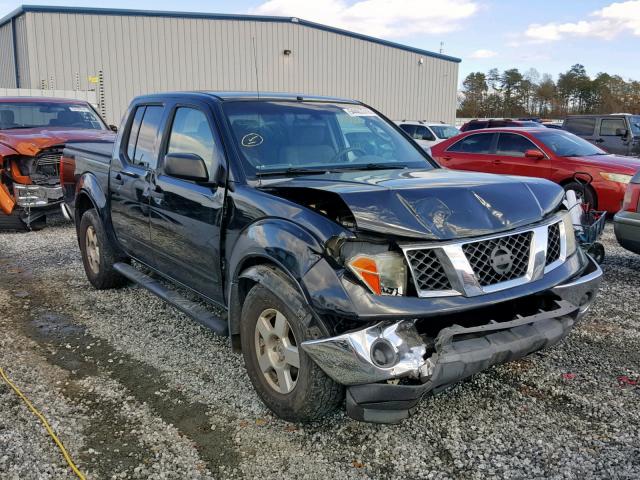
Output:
[600,118,626,136]
[532,130,606,157]
[631,116,640,136]
[414,126,435,141]
[564,117,596,136]
[464,120,488,131]
[167,107,220,178]
[496,133,539,157]
[131,106,164,168]
[399,124,417,136]
[447,133,494,153]
[126,107,145,161]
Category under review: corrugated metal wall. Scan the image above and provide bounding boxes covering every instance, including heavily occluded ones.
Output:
[17,11,458,124]
[0,22,16,88]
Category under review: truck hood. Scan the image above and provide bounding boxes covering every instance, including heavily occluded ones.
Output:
[266,168,564,239]
[0,127,115,156]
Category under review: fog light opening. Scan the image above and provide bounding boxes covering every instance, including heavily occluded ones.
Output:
[370,339,398,368]
[578,292,594,314]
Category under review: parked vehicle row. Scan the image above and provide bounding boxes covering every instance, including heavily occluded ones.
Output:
[59,91,603,424]
[0,97,114,230]
[430,127,640,214]
[563,114,640,157]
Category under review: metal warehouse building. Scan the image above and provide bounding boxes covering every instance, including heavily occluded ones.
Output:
[0,5,460,124]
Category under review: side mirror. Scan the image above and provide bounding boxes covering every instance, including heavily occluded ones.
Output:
[615,128,628,137]
[524,149,545,160]
[109,124,118,132]
[164,153,209,182]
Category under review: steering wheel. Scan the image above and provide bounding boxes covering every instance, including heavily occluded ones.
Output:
[330,147,367,163]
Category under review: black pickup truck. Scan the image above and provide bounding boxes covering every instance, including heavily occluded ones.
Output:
[62,92,603,424]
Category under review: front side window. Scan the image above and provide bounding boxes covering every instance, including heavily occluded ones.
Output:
[166,107,220,179]
[600,118,626,136]
[532,130,607,157]
[413,126,435,141]
[496,133,539,157]
[447,133,494,154]
[0,101,106,130]
[222,101,431,177]
[564,117,596,136]
[630,116,640,136]
[127,105,164,168]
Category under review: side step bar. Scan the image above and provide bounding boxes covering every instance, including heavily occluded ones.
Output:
[113,262,228,336]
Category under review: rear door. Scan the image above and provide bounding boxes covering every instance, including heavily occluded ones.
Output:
[598,116,628,155]
[148,102,227,304]
[438,132,497,172]
[109,103,165,266]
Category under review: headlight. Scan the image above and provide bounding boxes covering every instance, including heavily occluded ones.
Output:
[600,172,632,184]
[347,252,407,296]
[561,212,577,256]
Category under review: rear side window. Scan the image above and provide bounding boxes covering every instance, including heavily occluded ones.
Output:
[126,105,164,168]
[600,118,626,136]
[496,133,539,157]
[564,118,596,136]
[447,133,494,154]
[399,124,416,136]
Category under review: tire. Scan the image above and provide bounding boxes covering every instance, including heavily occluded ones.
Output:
[564,181,597,209]
[78,209,129,289]
[240,277,344,422]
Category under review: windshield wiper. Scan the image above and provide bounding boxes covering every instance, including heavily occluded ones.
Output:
[332,163,408,171]
[255,167,330,178]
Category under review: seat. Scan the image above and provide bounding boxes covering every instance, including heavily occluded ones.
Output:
[49,110,84,127]
[280,125,335,165]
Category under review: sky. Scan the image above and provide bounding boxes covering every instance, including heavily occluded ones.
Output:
[1,0,639,85]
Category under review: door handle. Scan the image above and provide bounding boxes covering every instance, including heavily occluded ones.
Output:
[442,156,452,161]
[113,173,125,185]
[594,139,604,143]
[493,159,503,164]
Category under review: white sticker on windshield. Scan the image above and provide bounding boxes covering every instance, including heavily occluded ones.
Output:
[342,106,377,117]
[68,106,91,113]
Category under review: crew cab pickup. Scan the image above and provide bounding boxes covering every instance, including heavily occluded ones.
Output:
[0,97,114,230]
[63,92,603,424]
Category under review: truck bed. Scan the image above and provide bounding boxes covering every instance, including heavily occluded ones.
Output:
[63,140,114,198]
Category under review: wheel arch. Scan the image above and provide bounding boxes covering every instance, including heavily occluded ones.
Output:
[559,177,598,208]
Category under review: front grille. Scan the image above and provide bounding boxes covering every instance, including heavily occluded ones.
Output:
[462,231,532,286]
[546,222,561,265]
[405,249,452,292]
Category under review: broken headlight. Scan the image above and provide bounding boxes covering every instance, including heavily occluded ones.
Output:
[347,252,407,296]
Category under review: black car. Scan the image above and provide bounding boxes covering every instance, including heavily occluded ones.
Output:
[614,171,640,253]
[62,92,602,424]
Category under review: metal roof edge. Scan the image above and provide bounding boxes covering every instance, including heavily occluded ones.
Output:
[0,5,462,63]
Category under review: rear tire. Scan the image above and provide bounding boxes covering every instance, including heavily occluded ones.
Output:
[79,209,129,289]
[240,277,344,422]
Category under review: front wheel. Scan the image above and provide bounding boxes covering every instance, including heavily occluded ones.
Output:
[79,209,129,289]
[240,277,344,422]
[564,181,597,209]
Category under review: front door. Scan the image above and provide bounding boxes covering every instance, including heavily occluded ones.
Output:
[598,117,628,155]
[490,132,550,179]
[110,104,165,267]
[148,104,226,304]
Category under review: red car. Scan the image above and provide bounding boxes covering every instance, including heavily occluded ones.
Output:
[430,128,640,213]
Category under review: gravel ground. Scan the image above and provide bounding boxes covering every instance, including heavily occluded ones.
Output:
[0,219,639,479]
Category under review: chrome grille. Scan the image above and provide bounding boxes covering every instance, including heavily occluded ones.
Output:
[546,222,561,265]
[462,231,532,287]
[405,249,452,292]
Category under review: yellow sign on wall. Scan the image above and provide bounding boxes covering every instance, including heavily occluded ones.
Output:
[88,76,99,84]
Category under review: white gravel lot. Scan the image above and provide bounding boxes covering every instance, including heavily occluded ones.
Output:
[0,219,639,479]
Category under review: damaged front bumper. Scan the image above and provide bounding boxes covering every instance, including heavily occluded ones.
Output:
[301,255,602,424]
[13,184,64,208]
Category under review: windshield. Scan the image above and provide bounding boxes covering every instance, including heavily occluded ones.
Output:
[631,116,640,136]
[430,125,459,139]
[0,102,106,131]
[532,130,607,157]
[222,101,432,177]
